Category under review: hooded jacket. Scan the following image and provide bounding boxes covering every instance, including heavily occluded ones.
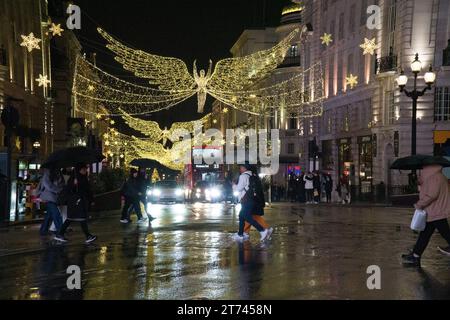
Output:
[416,165,450,222]
[38,169,65,203]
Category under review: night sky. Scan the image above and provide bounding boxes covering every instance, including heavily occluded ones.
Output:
[73,0,290,127]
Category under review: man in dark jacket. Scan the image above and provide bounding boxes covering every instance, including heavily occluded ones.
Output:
[120,168,144,223]
[55,163,96,244]
[136,169,153,219]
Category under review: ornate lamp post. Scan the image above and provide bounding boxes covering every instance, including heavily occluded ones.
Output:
[396,54,436,190]
[396,53,436,156]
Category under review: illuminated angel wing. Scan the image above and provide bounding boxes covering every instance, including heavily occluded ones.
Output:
[120,109,163,141]
[98,28,196,92]
[207,28,300,92]
[168,113,211,136]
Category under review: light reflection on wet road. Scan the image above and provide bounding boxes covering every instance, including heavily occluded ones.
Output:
[0,203,450,300]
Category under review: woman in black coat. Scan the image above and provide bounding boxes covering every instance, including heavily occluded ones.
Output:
[55,164,97,244]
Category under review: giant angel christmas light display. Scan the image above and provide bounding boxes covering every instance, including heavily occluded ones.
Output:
[120,108,211,145]
[73,27,323,118]
[97,27,300,114]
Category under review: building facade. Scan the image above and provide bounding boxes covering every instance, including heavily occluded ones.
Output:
[0,0,107,221]
[212,0,450,201]
[300,0,450,201]
[210,3,304,188]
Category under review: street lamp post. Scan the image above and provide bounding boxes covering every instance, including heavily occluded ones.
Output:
[396,53,436,189]
[396,53,436,156]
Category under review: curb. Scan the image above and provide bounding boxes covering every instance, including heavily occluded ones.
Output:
[0,210,121,228]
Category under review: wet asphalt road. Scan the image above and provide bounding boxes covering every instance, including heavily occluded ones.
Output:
[0,203,450,300]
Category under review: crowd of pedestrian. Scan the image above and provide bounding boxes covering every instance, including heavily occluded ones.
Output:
[37,163,97,244]
[276,171,349,205]
[120,168,154,224]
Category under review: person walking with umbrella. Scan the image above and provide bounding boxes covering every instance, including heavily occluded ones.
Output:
[402,164,450,266]
[38,168,65,236]
[55,163,97,244]
[120,168,144,223]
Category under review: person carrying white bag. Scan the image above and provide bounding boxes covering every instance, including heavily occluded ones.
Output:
[402,164,450,267]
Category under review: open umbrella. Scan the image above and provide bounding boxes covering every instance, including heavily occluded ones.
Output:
[42,147,104,169]
[390,155,450,171]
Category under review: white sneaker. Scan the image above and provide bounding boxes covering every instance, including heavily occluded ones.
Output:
[232,233,245,242]
[266,228,274,241]
[138,217,147,223]
[120,219,129,224]
[260,229,270,242]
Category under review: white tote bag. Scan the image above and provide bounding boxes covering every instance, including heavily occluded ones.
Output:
[410,209,427,232]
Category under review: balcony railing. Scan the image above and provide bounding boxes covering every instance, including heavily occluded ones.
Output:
[375,53,397,74]
[278,55,301,68]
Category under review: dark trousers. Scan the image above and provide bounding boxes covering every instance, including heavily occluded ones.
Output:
[305,189,313,202]
[414,219,450,256]
[238,201,264,236]
[58,220,90,238]
[121,197,142,220]
[326,191,332,203]
[40,202,62,235]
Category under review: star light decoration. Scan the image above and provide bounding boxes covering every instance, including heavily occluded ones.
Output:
[36,74,51,88]
[360,38,378,56]
[320,33,333,46]
[346,74,358,89]
[20,33,41,52]
[48,23,64,37]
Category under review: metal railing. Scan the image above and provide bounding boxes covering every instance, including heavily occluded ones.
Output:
[375,54,397,74]
[279,55,301,68]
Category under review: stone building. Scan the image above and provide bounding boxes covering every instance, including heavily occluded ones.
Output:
[0,0,106,220]
[299,0,450,200]
[212,0,450,201]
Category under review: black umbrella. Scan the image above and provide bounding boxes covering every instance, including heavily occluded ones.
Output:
[129,158,162,169]
[42,147,104,169]
[390,155,450,171]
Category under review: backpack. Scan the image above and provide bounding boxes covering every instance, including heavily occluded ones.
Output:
[242,173,266,208]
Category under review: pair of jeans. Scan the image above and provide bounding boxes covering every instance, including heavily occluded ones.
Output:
[413,219,450,256]
[40,202,62,235]
[121,197,143,220]
[238,201,264,236]
[58,220,91,238]
[305,189,314,202]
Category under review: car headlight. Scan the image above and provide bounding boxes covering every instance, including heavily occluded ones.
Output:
[153,189,161,196]
[211,188,221,198]
[175,188,183,196]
